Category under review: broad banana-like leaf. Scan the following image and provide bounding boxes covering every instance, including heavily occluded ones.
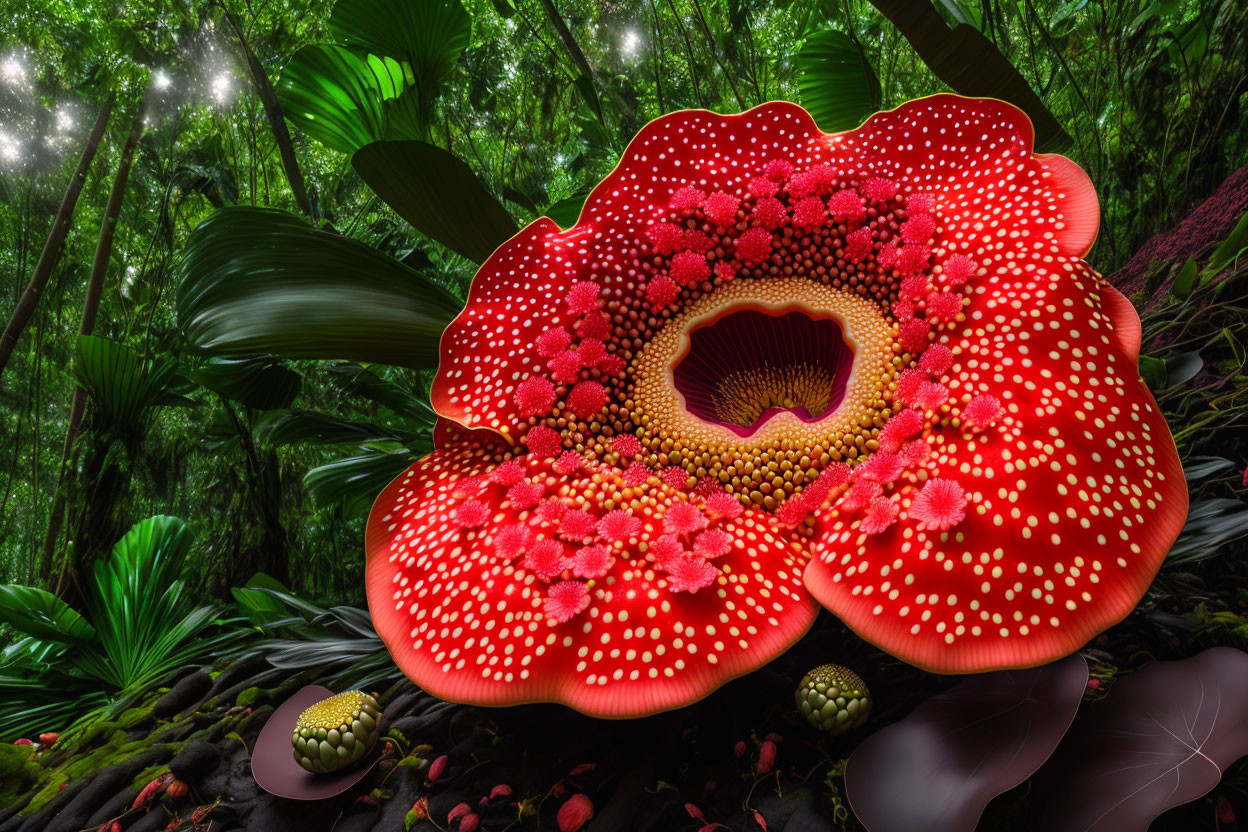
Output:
[304,447,419,518]
[0,586,96,646]
[277,44,395,154]
[329,0,471,133]
[177,207,462,369]
[796,30,882,132]
[192,356,302,411]
[74,336,185,429]
[353,140,517,263]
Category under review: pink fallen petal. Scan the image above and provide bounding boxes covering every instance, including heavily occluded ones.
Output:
[557,793,594,832]
[756,741,777,775]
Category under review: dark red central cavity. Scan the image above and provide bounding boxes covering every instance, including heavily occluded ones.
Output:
[673,308,855,437]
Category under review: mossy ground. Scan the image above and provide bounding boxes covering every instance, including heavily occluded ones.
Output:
[4,611,1246,832]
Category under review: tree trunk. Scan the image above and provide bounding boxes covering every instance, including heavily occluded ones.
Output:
[221,5,313,219]
[222,400,291,585]
[536,0,594,80]
[40,121,142,583]
[0,95,114,380]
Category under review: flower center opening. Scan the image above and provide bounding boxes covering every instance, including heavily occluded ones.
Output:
[673,307,855,437]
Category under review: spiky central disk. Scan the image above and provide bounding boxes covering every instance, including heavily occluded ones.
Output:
[715,362,834,427]
[294,690,377,732]
[630,279,897,511]
[674,308,853,433]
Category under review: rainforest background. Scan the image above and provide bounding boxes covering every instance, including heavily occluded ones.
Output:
[0,0,1247,830]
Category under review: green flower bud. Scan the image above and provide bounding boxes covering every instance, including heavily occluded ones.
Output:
[293,690,383,773]
[795,664,871,737]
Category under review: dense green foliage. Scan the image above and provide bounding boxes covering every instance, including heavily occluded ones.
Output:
[0,515,241,739]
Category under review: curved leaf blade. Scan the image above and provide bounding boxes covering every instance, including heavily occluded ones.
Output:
[1034,647,1248,832]
[845,654,1088,832]
[329,0,471,130]
[277,44,391,154]
[176,207,462,369]
[352,140,518,264]
[796,30,882,132]
[192,356,302,411]
[81,516,245,694]
[0,586,96,646]
[305,449,418,518]
[545,189,591,230]
[253,410,415,446]
[75,336,182,428]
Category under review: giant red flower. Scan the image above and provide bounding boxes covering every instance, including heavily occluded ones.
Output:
[366,95,1186,716]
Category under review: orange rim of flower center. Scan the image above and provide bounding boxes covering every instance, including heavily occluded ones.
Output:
[626,279,898,510]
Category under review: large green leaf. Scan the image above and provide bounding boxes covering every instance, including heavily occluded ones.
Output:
[232,573,300,629]
[0,586,96,646]
[0,653,108,744]
[74,336,186,429]
[81,516,238,693]
[277,44,397,154]
[305,448,416,518]
[353,140,518,263]
[192,356,302,411]
[383,86,430,141]
[365,53,408,100]
[324,363,437,427]
[238,588,396,689]
[797,30,882,132]
[253,410,417,446]
[545,189,591,230]
[176,207,462,369]
[328,0,471,133]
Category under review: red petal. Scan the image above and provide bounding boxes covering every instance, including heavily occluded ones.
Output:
[430,104,836,440]
[367,435,818,717]
[831,96,1099,260]
[432,96,1096,443]
[432,218,572,438]
[805,258,1185,673]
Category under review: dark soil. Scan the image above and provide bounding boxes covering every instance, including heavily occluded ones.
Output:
[7,609,1246,832]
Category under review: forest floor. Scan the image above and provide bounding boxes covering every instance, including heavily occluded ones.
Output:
[3,608,1244,832]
